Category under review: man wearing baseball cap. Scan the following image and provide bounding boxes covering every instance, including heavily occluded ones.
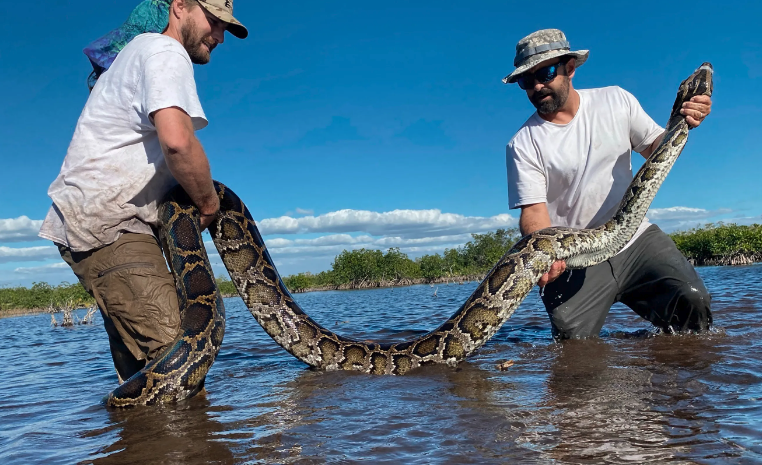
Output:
[39,0,247,384]
[504,29,713,340]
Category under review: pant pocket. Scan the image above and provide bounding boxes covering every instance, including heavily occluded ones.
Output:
[94,261,181,361]
[98,262,154,278]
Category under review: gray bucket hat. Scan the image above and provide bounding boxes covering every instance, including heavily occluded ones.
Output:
[502,29,589,84]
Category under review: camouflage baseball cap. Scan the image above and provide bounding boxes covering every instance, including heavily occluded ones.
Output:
[502,29,588,84]
[198,0,248,39]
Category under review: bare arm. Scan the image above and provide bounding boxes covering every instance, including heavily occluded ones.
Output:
[639,132,665,159]
[519,202,566,287]
[519,202,552,236]
[153,106,219,229]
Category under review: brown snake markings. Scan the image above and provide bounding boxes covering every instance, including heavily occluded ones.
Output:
[104,63,713,406]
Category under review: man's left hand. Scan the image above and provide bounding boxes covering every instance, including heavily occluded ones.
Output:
[680,95,712,128]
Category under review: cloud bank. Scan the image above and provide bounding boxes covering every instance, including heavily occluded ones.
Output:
[647,206,733,231]
[3,204,756,285]
[258,209,517,238]
[0,216,44,242]
[0,245,58,264]
[13,262,70,275]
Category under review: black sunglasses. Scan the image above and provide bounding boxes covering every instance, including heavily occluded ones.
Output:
[516,61,566,90]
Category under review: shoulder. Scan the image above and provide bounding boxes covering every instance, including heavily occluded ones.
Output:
[579,86,633,102]
[507,114,541,152]
[125,33,192,66]
[580,86,640,114]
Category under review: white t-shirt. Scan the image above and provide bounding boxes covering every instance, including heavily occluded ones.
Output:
[506,86,663,252]
[39,33,207,252]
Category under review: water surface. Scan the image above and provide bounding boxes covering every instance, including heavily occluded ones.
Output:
[1,265,760,463]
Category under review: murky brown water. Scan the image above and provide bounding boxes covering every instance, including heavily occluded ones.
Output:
[1,264,761,464]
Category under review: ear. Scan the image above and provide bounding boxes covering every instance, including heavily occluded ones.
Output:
[171,0,190,16]
[566,58,576,79]
[169,0,181,18]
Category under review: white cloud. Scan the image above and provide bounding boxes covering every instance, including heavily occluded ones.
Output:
[295,208,314,215]
[10,204,757,282]
[647,206,731,221]
[205,232,476,261]
[267,234,373,248]
[0,245,59,263]
[647,206,734,232]
[0,216,44,242]
[258,209,517,238]
[13,262,70,275]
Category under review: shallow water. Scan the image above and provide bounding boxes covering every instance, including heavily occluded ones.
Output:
[1,264,761,464]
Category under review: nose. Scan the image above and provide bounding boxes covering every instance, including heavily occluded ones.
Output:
[213,23,225,44]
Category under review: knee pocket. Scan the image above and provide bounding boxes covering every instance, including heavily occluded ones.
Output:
[94,261,181,359]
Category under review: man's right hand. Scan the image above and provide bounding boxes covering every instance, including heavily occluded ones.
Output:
[199,206,219,231]
[538,260,566,287]
[519,203,567,287]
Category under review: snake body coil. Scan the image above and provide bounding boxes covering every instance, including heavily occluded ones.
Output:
[105,63,712,406]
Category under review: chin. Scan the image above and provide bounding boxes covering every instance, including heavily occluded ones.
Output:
[191,54,211,65]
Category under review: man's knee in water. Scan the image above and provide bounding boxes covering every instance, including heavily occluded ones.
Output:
[549,306,597,341]
[662,281,712,332]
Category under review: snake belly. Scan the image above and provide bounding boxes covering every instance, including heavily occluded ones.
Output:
[103,63,712,406]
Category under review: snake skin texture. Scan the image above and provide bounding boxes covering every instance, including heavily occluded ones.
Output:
[104,63,712,406]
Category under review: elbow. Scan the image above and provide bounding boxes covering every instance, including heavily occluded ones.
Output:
[161,134,196,159]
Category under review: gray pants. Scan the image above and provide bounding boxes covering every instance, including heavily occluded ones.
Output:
[541,225,712,340]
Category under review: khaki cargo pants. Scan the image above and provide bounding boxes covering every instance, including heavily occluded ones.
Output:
[59,233,180,383]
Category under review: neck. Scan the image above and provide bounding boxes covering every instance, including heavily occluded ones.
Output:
[163,19,183,44]
[538,88,580,124]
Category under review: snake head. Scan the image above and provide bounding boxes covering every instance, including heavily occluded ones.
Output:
[670,62,713,124]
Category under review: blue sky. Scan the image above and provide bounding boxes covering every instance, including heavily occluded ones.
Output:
[1,0,760,287]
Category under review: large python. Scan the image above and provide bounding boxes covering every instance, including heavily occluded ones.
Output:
[104,63,712,407]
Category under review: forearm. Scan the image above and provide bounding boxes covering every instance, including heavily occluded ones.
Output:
[154,107,219,218]
[640,131,666,159]
[163,136,219,216]
[518,202,566,285]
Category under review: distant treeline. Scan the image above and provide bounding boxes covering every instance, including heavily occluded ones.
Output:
[0,281,94,312]
[3,224,760,311]
[276,228,522,292]
[670,223,762,266]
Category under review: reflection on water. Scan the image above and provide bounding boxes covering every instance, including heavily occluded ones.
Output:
[0,265,761,463]
[93,397,237,465]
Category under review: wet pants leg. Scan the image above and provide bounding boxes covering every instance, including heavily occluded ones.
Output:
[541,225,712,340]
[611,225,712,333]
[59,233,181,382]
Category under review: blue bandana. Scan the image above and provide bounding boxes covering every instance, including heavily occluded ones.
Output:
[83,0,172,85]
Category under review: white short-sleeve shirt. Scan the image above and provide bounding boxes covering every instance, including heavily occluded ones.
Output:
[506,86,663,251]
[39,33,207,252]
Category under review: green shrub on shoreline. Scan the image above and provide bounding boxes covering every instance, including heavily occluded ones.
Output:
[3,223,760,311]
[670,223,762,265]
[0,282,94,312]
[282,228,522,292]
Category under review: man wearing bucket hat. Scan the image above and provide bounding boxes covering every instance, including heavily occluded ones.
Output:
[504,29,713,340]
[39,0,247,383]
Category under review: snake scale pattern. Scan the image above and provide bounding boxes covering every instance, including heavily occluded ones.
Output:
[104,63,713,407]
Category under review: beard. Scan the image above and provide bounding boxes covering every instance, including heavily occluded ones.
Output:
[530,77,570,114]
[181,19,216,65]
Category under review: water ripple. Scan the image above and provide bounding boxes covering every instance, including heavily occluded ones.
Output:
[0,265,760,463]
